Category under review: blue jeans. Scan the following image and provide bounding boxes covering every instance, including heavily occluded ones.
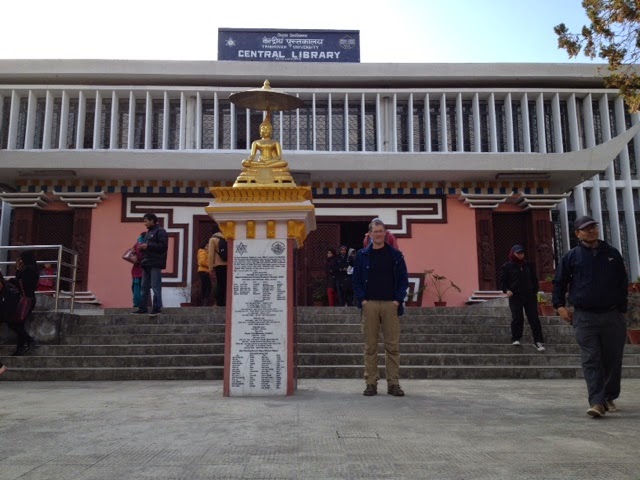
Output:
[139,267,162,312]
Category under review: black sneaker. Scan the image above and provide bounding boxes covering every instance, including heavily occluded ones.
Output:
[363,384,377,396]
[387,384,405,397]
[11,348,26,357]
[149,309,162,317]
[131,309,148,315]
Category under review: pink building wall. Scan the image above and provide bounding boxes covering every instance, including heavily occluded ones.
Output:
[87,194,175,308]
[397,196,478,307]
[88,194,141,308]
[87,194,479,308]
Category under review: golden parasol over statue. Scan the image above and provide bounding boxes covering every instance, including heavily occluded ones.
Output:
[229,80,304,187]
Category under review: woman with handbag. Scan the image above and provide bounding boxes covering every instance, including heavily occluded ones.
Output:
[8,251,40,356]
[131,232,146,308]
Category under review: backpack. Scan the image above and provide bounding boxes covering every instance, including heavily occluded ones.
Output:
[217,237,228,262]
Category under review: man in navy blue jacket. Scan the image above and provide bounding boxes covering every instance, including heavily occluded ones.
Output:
[133,213,168,316]
[553,215,628,418]
[353,218,409,397]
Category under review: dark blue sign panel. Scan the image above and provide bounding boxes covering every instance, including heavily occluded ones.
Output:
[218,28,360,63]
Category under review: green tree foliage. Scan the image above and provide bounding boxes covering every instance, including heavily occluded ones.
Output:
[555,0,640,111]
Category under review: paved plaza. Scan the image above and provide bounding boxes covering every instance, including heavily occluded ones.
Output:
[0,378,639,480]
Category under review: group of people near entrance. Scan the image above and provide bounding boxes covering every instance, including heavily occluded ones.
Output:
[129,214,228,316]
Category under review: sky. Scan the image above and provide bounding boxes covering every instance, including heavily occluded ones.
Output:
[0,0,602,63]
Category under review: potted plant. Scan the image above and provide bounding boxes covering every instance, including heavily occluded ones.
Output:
[628,276,640,294]
[537,291,556,316]
[539,275,554,293]
[311,279,327,307]
[420,269,461,307]
[178,284,193,307]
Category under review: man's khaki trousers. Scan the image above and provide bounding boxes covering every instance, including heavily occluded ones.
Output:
[362,300,400,386]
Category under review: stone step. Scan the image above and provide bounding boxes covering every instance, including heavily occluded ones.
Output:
[296,353,640,366]
[297,365,640,380]
[296,343,586,354]
[76,314,226,325]
[295,314,563,325]
[61,334,226,345]
[0,366,221,381]
[0,344,224,356]
[295,324,572,335]
[4,354,224,368]
[296,333,580,343]
[71,324,226,335]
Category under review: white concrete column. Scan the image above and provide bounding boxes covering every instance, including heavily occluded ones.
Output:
[7,90,21,150]
[196,92,203,150]
[93,91,102,149]
[213,92,219,150]
[583,94,604,236]
[615,96,640,278]
[568,93,586,216]
[424,93,431,153]
[109,91,119,149]
[179,92,187,150]
[598,94,621,250]
[376,94,382,152]
[391,93,398,152]
[551,93,563,154]
[360,93,366,152]
[344,93,349,152]
[456,93,464,152]
[472,93,481,152]
[488,93,497,152]
[75,90,86,150]
[408,93,414,152]
[24,90,37,149]
[145,92,153,150]
[505,93,514,152]
[520,93,531,153]
[327,93,333,151]
[536,93,546,153]
[162,92,170,150]
[58,90,69,149]
[42,90,54,150]
[229,101,237,150]
[440,93,448,153]
[312,93,317,151]
[127,91,135,149]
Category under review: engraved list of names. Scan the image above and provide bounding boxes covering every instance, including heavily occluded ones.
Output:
[229,239,288,396]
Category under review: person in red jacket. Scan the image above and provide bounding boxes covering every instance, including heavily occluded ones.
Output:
[363,218,399,249]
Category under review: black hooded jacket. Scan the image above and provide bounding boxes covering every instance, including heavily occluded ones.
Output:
[500,261,539,297]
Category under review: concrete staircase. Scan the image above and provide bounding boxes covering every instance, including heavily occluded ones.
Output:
[1,305,639,381]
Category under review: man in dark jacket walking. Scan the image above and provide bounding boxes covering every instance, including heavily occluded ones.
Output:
[353,218,409,397]
[553,215,628,418]
[500,244,545,351]
[133,213,168,316]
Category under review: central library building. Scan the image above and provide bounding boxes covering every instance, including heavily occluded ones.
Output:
[0,57,638,307]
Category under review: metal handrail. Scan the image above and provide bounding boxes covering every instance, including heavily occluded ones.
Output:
[0,244,78,313]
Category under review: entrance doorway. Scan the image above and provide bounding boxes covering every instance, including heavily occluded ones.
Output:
[296,219,370,306]
[492,213,529,285]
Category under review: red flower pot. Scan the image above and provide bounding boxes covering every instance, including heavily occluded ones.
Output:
[627,329,640,344]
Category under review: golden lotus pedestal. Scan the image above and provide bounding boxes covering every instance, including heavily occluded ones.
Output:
[205,186,316,397]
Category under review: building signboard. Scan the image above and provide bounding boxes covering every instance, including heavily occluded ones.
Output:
[218,28,360,63]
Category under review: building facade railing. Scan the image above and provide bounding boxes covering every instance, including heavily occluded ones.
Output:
[0,244,78,313]
[1,84,640,277]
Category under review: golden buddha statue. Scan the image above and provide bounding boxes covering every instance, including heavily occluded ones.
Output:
[234,116,295,186]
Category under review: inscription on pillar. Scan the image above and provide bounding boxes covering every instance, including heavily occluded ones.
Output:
[229,239,288,396]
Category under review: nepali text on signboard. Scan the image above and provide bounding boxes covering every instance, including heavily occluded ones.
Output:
[218,28,360,63]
